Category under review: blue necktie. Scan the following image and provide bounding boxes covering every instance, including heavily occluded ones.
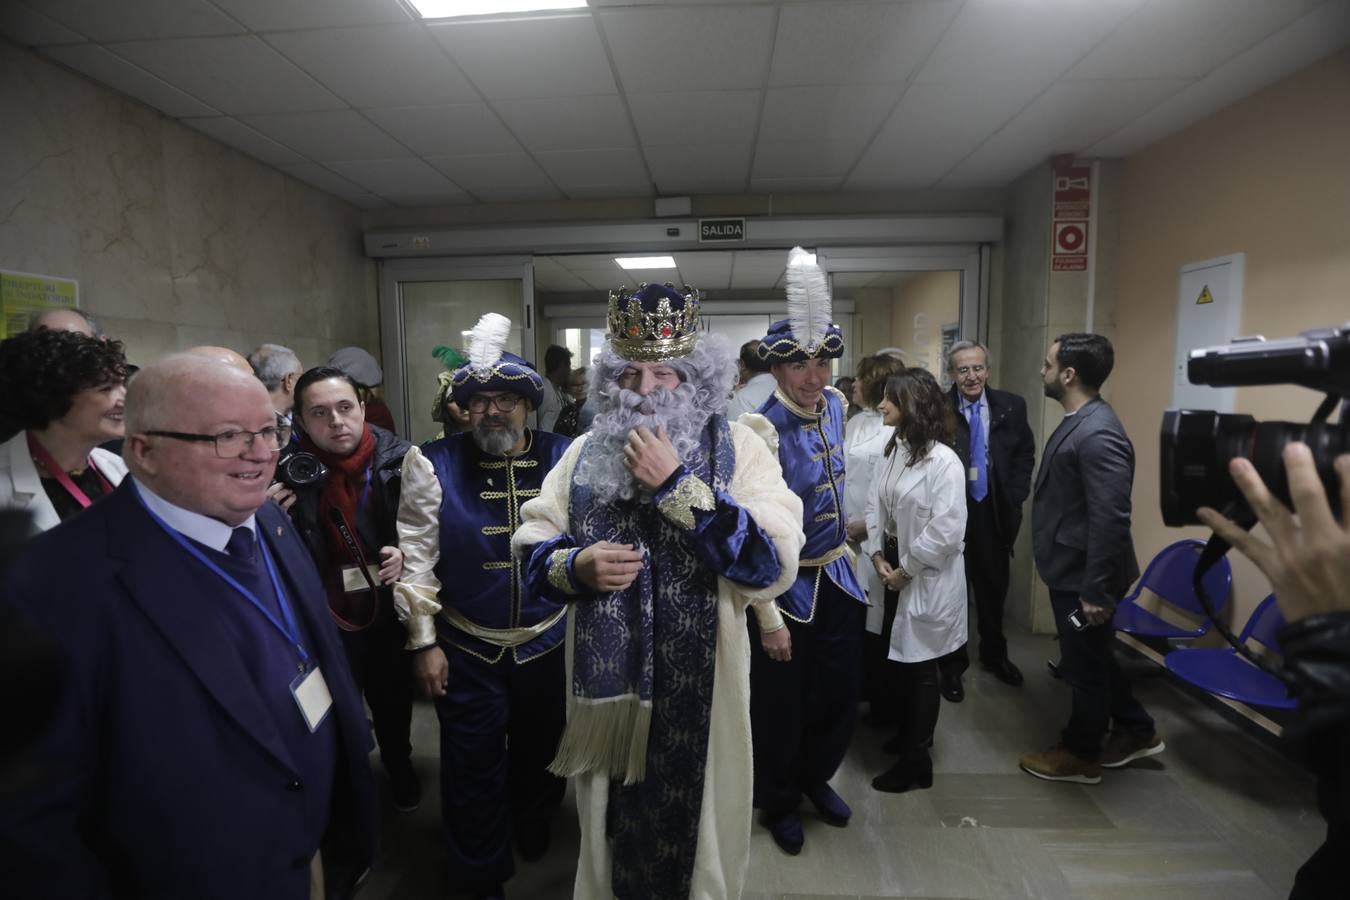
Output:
[968,400,988,502]
[226,526,256,562]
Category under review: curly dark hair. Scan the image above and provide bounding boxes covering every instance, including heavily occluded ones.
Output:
[0,330,127,430]
[883,367,955,464]
[855,352,908,409]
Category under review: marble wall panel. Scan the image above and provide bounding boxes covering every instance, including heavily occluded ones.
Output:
[1,38,375,368]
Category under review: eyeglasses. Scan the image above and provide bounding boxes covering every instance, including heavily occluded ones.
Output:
[275,412,293,446]
[145,427,283,458]
[954,365,987,377]
[467,394,521,413]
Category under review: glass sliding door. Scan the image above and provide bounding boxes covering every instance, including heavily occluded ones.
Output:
[379,258,534,444]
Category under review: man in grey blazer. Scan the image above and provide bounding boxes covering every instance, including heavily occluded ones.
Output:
[1020,333,1162,784]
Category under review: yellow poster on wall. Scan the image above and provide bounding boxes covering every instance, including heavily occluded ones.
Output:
[0,269,80,338]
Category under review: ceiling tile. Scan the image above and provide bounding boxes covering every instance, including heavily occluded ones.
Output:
[917,0,1145,86]
[769,0,960,87]
[1069,0,1323,80]
[846,79,1042,190]
[1086,0,1350,157]
[111,36,346,115]
[534,268,592,293]
[279,162,367,196]
[940,77,1193,187]
[364,104,520,156]
[27,0,244,42]
[239,110,412,161]
[428,13,616,101]
[185,116,304,165]
[0,1,85,46]
[672,252,734,291]
[426,153,561,202]
[493,95,634,152]
[339,193,395,209]
[210,0,412,31]
[752,141,864,180]
[748,175,843,194]
[385,192,473,207]
[42,44,219,117]
[600,5,775,92]
[264,25,478,109]
[530,147,651,193]
[643,146,749,195]
[327,157,463,196]
[759,85,900,144]
[627,90,760,146]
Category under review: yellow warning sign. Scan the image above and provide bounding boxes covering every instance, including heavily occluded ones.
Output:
[1196,285,1214,305]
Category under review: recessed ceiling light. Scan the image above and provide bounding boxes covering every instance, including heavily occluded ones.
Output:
[615,256,677,270]
[406,0,588,19]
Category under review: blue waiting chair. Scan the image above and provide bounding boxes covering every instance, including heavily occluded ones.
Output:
[1112,539,1232,641]
[1165,594,1296,709]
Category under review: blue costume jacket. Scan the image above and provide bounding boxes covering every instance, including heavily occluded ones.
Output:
[757,386,866,620]
[421,430,571,662]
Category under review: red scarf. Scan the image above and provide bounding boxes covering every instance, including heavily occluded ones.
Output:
[301,424,378,567]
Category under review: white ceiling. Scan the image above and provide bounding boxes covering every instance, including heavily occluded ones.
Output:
[4,0,1347,209]
[535,250,920,292]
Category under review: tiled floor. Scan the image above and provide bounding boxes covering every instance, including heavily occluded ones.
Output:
[361,630,1323,899]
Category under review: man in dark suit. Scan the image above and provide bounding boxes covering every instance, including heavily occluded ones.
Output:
[1020,333,1162,784]
[937,341,1036,701]
[0,354,376,899]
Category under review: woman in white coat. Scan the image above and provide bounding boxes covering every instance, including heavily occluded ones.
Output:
[863,367,968,793]
[0,329,129,544]
[844,352,908,721]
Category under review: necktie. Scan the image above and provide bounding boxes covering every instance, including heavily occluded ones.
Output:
[226,526,256,562]
[968,400,988,502]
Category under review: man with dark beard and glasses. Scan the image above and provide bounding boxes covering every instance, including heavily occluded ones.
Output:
[513,283,804,900]
[394,314,571,900]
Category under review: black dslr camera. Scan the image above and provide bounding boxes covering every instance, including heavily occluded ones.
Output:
[275,450,329,489]
[1160,325,1350,527]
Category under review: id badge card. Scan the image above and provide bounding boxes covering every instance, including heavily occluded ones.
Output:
[341,563,381,593]
[291,665,333,733]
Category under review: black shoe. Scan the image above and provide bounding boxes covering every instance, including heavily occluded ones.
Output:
[981,657,1024,687]
[386,759,421,813]
[516,820,551,862]
[871,754,934,794]
[940,674,964,703]
[760,811,804,855]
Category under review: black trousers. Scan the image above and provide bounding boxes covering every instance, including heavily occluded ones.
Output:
[434,642,566,890]
[338,596,413,767]
[749,578,866,817]
[876,540,941,754]
[939,495,1011,679]
[1049,589,1154,759]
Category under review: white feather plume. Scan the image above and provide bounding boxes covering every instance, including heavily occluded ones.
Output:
[467,312,512,371]
[784,246,831,350]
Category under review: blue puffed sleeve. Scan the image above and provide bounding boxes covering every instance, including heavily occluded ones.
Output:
[523,532,585,604]
[653,465,781,590]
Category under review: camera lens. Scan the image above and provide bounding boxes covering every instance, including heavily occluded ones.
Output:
[276,451,328,488]
[1160,410,1348,525]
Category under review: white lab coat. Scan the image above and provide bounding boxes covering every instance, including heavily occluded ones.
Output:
[863,439,968,663]
[842,409,890,634]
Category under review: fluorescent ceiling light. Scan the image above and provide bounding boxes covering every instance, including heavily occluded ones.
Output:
[615,256,676,270]
[407,0,587,19]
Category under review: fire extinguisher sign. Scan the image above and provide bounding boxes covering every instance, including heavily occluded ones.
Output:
[1052,159,1090,272]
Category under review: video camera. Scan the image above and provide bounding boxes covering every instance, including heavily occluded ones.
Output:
[1160,324,1350,527]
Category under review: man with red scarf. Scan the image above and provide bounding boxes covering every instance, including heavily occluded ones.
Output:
[284,365,420,814]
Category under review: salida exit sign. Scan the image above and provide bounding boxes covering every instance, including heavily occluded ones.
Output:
[699,218,745,242]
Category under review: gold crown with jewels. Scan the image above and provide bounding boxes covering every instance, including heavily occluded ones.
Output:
[606,283,702,361]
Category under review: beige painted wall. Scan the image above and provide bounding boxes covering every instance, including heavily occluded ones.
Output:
[0,40,376,370]
[888,271,961,374]
[1114,48,1350,630]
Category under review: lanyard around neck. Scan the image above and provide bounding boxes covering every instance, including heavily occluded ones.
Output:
[27,432,112,509]
[132,483,309,664]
